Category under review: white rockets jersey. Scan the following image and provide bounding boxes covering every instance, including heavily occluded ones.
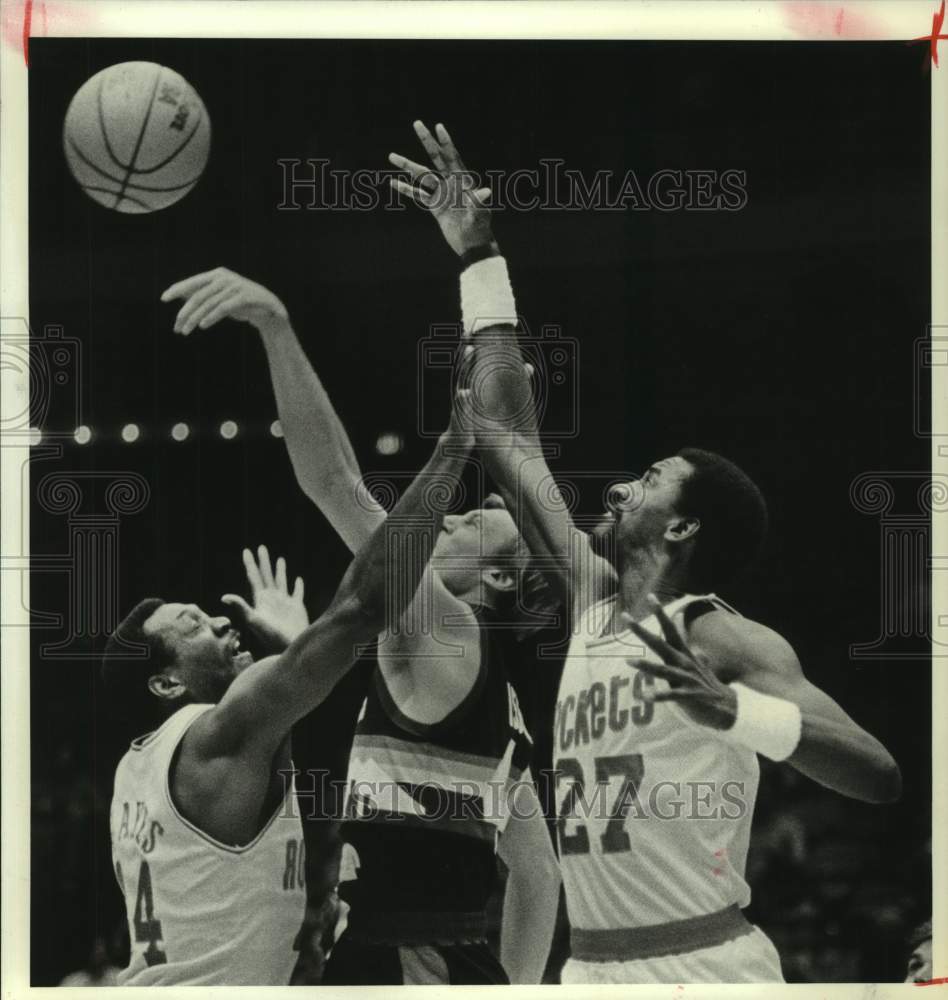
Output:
[555,593,759,931]
[109,704,306,985]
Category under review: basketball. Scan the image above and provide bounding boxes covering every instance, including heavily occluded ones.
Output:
[63,62,210,214]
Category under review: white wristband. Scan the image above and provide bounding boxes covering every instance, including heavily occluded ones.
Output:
[719,682,802,762]
[460,256,517,334]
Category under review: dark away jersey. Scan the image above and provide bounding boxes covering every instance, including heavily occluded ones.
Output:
[339,606,533,943]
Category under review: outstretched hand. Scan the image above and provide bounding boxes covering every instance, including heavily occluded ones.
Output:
[389,121,495,256]
[222,545,308,652]
[623,595,738,731]
[161,267,289,336]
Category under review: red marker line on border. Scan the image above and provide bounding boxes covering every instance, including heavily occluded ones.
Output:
[911,0,947,68]
[915,977,948,987]
[22,0,32,66]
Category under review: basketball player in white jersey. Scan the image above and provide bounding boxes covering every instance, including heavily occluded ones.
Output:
[160,267,561,984]
[391,120,903,984]
[103,394,475,985]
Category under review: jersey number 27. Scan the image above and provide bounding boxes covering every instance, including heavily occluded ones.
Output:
[555,754,644,855]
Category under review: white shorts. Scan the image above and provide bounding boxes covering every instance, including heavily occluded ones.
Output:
[561,925,784,984]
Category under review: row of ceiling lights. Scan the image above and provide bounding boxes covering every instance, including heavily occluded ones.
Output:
[26,425,405,454]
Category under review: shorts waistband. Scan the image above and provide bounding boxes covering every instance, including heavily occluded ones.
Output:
[344,909,488,947]
[570,904,753,962]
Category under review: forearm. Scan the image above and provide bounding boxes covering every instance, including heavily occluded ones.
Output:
[337,430,473,634]
[257,317,383,553]
[484,445,573,598]
[500,868,559,984]
[787,712,902,803]
[275,427,471,712]
[712,670,902,804]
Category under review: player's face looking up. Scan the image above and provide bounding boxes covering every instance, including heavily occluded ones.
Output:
[142,602,253,704]
[904,935,932,984]
[433,494,522,602]
[591,456,699,563]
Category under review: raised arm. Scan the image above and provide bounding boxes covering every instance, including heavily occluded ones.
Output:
[160,267,386,554]
[202,406,474,756]
[389,121,616,621]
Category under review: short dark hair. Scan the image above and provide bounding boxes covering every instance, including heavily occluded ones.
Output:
[907,918,932,952]
[675,447,768,591]
[101,598,173,728]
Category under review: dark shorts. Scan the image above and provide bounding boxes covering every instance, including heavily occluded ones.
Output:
[322,933,509,985]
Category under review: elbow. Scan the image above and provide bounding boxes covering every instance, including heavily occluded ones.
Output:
[851,749,902,804]
[872,755,902,804]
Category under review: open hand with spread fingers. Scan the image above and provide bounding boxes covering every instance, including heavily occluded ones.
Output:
[160,267,289,336]
[623,594,738,731]
[222,545,308,653]
[388,120,495,257]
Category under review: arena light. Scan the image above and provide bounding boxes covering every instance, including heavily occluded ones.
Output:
[171,422,190,442]
[270,420,284,439]
[74,425,92,445]
[121,423,140,443]
[219,420,238,440]
[375,431,404,456]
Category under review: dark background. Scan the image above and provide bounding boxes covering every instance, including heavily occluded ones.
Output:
[28,38,930,984]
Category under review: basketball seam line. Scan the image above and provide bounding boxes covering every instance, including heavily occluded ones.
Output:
[96,74,132,173]
[80,184,152,211]
[66,136,125,187]
[132,107,205,175]
[114,65,165,210]
[68,137,202,193]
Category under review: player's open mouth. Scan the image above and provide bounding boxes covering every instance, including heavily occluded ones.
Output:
[228,632,252,668]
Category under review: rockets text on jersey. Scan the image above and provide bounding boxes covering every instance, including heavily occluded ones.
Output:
[555,593,760,933]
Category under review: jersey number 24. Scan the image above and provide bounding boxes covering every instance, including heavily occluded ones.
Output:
[117,859,167,966]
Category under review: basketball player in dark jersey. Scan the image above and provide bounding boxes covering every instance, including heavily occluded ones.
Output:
[390,121,902,984]
[161,270,562,984]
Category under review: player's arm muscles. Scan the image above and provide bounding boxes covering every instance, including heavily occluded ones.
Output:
[497,771,561,984]
[255,299,481,718]
[692,611,903,803]
[239,279,480,719]
[196,420,474,758]
[256,313,387,554]
[254,295,481,713]
[464,311,616,627]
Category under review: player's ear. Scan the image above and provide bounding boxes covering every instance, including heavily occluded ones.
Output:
[665,516,700,544]
[482,566,516,593]
[148,672,187,702]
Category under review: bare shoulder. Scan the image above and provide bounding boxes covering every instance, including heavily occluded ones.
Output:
[686,608,802,682]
